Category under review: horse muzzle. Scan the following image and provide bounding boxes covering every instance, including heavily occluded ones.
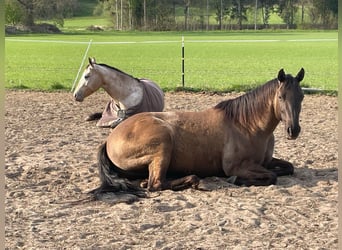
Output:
[73,92,84,102]
[286,125,301,140]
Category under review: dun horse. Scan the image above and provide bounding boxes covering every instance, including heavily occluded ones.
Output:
[73,58,164,128]
[91,68,305,199]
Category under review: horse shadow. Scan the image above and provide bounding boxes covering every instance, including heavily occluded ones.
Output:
[84,164,337,205]
[197,166,337,191]
[279,166,338,188]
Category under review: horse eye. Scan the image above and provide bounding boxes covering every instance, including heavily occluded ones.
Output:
[84,74,90,79]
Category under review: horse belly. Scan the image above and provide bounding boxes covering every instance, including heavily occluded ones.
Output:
[169,140,225,177]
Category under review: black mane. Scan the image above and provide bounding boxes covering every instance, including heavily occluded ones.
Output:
[214,78,279,132]
[97,63,140,81]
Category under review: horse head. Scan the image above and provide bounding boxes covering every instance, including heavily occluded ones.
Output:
[73,57,103,102]
[275,68,305,140]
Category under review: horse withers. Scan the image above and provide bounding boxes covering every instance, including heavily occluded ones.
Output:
[90,68,305,200]
[73,58,164,128]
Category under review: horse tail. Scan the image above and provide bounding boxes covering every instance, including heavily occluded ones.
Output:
[97,141,118,186]
[89,142,146,201]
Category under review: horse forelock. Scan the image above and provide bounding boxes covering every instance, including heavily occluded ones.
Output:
[284,74,302,90]
[214,79,278,133]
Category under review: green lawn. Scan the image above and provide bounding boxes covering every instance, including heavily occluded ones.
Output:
[5,30,337,92]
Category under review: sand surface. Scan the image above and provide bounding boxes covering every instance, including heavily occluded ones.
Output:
[5,90,338,249]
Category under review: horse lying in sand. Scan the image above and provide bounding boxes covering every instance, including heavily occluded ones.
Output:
[90,68,305,200]
[73,58,164,128]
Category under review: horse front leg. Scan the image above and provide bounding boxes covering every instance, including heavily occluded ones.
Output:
[265,157,294,176]
[263,134,294,177]
[227,161,277,186]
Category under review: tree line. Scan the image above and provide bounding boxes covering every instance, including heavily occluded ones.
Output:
[5,0,338,31]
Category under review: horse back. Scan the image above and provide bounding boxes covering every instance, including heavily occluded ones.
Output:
[135,79,164,113]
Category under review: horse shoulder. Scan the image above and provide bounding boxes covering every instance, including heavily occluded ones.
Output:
[221,129,276,175]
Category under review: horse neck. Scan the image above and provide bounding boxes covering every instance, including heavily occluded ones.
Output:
[99,66,143,109]
[236,80,280,135]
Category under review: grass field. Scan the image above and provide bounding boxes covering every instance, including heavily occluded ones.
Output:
[5,30,337,92]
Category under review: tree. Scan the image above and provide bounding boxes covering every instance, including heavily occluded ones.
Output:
[16,0,34,26]
[14,0,79,26]
[130,0,143,29]
[311,0,337,27]
[5,0,23,25]
[326,0,338,17]
[277,0,298,28]
[152,0,176,30]
[230,0,248,30]
[183,0,190,30]
[95,0,177,31]
[213,0,231,30]
[259,0,277,26]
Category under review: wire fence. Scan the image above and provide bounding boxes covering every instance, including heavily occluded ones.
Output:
[5,37,338,92]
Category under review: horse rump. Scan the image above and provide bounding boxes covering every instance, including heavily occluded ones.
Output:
[88,142,146,203]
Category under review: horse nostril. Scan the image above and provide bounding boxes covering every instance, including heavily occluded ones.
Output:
[287,126,301,139]
[74,93,83,102]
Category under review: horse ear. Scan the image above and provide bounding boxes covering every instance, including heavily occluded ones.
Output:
[277,68,286,82]
[296,68,305,82]
[88,57,96,66]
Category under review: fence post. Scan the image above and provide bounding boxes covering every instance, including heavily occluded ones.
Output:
[182,36,185,88]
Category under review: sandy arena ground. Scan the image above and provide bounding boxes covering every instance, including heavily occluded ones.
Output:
[5,90,337,249]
